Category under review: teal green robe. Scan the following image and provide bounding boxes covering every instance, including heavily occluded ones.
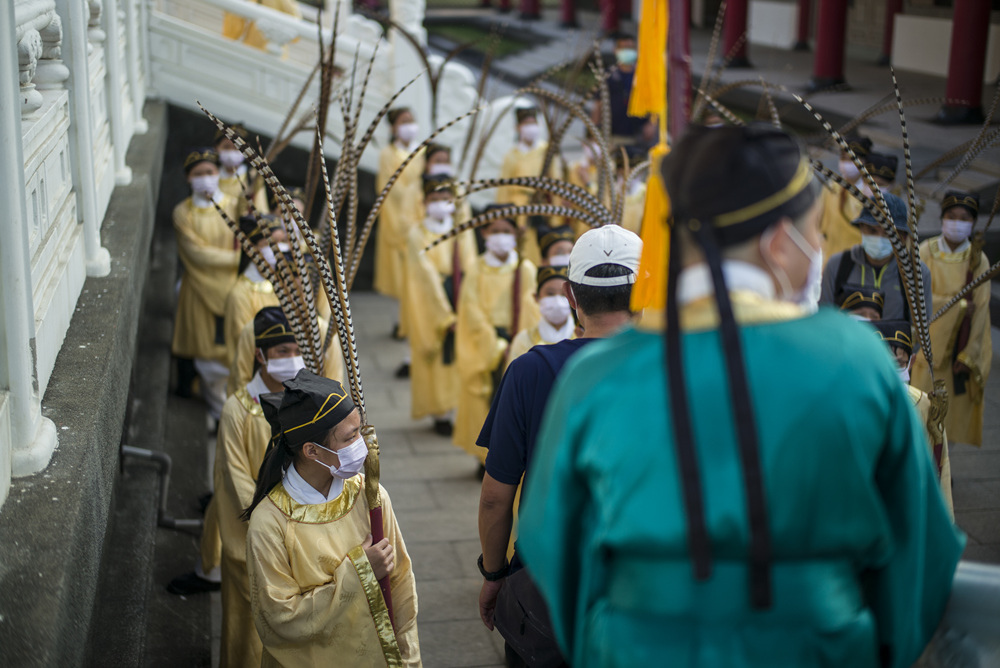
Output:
[518,297,964,668]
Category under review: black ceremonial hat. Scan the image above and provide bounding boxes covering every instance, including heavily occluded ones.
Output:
[837,287,885,317]
[271,370,355,449]
[538,225,574,258]
[941,190,979,218]
[183,147,219,174]
[536,264,569,291]
[864,152,898,182]
[422,174,456,197]
[254,306,296,351]
[871,320,913,358]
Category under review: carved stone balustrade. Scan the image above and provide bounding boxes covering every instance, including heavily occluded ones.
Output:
[14,0,70,116]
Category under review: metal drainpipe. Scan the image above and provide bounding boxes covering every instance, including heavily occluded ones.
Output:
[121,445,204,531]
[1,1,44,479]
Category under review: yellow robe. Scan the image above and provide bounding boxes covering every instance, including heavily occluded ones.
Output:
[172,196,241,362]
[224,274,279,367]
[504,324,577,372]
[225,317,345,396]
[374,144,425,299]
[216,387,272,668]
[246,477,421,667]
[819,181,863,265]
[402,223,477,420]
[620,184,647,236]
[910,237,992,446]
[907,384,954,519]
[497,142,563,267]
[219,167,269,215]
[222,0,302,52]
[453,254,537,461]
[567,159,599,239]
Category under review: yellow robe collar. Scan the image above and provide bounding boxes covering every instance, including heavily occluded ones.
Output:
[267,475,363,524]
[638,290,807,332]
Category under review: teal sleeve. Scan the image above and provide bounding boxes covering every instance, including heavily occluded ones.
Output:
[868,368,965,668]
[517,364,590,661]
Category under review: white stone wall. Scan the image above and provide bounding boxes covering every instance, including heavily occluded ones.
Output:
[1,0,146,508]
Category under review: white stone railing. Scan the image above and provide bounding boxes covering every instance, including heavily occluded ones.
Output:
[2,0,148,505]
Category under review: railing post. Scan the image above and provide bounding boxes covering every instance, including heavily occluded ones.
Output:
[57,0,111,276]
[103,0,133,185]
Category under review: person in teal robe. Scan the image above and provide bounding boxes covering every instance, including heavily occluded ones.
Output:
[517,124,964,668]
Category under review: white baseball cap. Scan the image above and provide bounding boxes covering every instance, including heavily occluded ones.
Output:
[568,225,642,286]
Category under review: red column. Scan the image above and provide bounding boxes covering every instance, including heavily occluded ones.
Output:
[878,0,903,65]
[601,0,619,34]
[794,0,811,51]
[936,0,992,124]
[722,0,751,67]
[519,0,540,19]
[560,0,577,27]
[810,0,848,90]
[669,0,692,139]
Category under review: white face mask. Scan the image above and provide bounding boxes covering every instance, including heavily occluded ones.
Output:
[311,436,368,479]
[426,200,456,222]
[276,242,292,253]
[581,143,595,164]
[519,123,541,146]
[548,253,571,267]
[395,122,419,145]
[898,366,910,384]
[838,160,860,182]
[427,163,454,177]
[260,246,277,267]
[190,174,220,198]
[760,222,822,304]
[942,218,973,245]
[265,355,305,383]
[538,295,571,326]
[218,149,244,169]
[861,234,893,261]
[485,233,517,257]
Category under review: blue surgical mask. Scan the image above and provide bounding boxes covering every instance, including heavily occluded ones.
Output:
[616,48,638,66]
[861,234,893,261]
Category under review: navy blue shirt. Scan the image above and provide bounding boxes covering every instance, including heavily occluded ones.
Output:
[478,338,595,486]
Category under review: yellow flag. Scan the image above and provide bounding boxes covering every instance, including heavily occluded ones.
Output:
[628,0,671,313]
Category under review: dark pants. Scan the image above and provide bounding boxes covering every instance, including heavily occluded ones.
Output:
[505,641,570,668]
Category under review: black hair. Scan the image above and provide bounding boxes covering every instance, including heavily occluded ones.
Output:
[568,264,633,315]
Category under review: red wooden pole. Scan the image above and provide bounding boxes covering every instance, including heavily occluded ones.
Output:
[559,0,577,27]
[722,0,751,67]
[794,0,811,51]
[669,0,691,140]
[601,0,619,34]
[810,0,848,91]
[519,0,540,19]
[878,0,903,65]
[936,0,991,124]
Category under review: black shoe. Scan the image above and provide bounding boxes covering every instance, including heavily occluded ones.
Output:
[394,362,410,379]
[433,419,453,437]
[391,323,404,341]
[197,492,213,514]
[166,572,220,596]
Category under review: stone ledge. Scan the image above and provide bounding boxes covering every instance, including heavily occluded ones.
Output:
[0,100,167,667]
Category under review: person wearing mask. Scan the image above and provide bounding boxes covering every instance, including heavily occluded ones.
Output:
[910,191,991,447]
[820,191,931,325]
[819,134,872,262]
[401,175,477,436]
[537,224,575,267]
[223,214,286,367]
[216,308,304,667]
[454,209,537,467]
[214,123,268,214]
[374,107,425,318]
[497,102,562,266]
[172,147,241,421]
[244,371,421,666]
[504,264,575,370]
[517,125,962,666]
[477,225,640,667]
[590,34,655,152]
[870,320,954,517]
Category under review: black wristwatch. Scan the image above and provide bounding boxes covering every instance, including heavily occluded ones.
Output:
[478,554,509,581]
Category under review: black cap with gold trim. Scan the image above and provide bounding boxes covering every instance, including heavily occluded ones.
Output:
[872,320,913,358]
[941,190,979,218]
[183,147,219,174]
[423,174,456,198]
[864,152,898,182]
[268,370,356,448]
[387,107,411,126]
[844,134,873,159]
[536,264,569,291]
[538,225,575,259]
[254,306,296,351]
[515,104,539,124]
[836,287,885,318]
